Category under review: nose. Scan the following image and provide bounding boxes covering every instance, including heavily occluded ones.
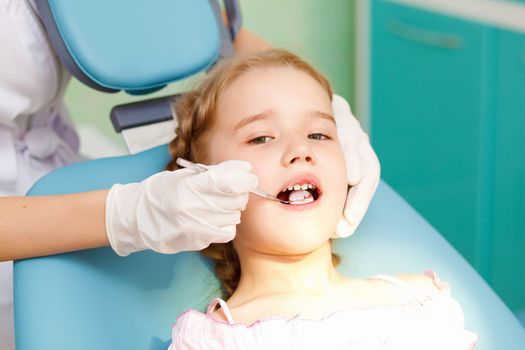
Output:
[281,135,317,166]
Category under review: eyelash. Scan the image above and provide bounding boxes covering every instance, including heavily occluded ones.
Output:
[309,133,329,141]
[249,136,273,144]
[248,133,331,144]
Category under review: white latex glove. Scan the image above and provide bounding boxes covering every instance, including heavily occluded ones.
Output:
[105,160,258,256]
[332,94,381,238]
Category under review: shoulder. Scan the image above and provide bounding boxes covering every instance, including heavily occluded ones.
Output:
[360,270,449,305]
[344,272,443,307]
[394,271,445,300]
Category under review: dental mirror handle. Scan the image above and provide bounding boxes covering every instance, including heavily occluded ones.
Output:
[175,158,290,204]
[176,158,209,172]
[250,188,289,204]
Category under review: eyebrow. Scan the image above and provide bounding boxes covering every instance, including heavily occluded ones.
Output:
[310,110,336,125]
[233,109,275,132]
[233,109,336,133]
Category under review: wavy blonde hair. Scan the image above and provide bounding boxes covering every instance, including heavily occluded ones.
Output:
[166,49,338,298]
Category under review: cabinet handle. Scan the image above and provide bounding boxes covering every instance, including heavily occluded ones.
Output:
[386,19,463,50]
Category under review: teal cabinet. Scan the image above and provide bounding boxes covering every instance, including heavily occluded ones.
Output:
[371,1,488,265]
[370,0,525,312]
[491,30,525,311]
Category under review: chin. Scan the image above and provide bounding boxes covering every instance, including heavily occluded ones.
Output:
[237,199,343,251]
[259,221,334,253]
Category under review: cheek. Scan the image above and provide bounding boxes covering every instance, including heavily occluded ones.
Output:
[235,194,277,248]
[334,156,349,215]
[249,161,275,192]
[336,151,348,197]
[205,132,246,164]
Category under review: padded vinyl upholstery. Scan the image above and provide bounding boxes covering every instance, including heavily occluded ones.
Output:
[37,0,220,93]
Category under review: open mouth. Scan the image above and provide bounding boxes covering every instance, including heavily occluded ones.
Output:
[276,182,322,205]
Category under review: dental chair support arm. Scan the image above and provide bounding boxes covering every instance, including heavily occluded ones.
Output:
[110,96,178,155]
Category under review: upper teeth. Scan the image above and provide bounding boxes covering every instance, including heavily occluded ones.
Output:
[287,183,315,191]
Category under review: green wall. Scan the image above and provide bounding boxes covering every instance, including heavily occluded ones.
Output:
[240,0,356,105]
[64,0,357,147]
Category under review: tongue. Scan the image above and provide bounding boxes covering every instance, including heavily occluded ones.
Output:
[289,190,312,203]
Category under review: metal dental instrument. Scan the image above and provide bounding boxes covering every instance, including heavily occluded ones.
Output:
[175,158,290,204]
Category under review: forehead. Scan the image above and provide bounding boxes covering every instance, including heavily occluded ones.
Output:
[214,66,332,128]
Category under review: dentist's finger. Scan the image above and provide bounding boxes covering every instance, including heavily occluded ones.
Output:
[216,169,259,195]
[342,148,380,226]
[334,216,356,238]
[344,144,363,186]
[207,160,259,194]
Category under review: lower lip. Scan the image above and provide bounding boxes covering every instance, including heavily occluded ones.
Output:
[278,193,323,211]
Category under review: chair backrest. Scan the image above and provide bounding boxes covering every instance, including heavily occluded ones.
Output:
[35,0,235,94]
[14,145,525,350]
[34,0,241,154]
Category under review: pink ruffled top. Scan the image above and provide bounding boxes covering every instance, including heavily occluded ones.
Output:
[169,270,478,349]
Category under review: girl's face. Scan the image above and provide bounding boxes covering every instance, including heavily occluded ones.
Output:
[206,66,348,255]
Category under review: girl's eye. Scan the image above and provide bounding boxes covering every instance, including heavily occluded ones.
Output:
[249,136,274,144]
[308,133,330,140]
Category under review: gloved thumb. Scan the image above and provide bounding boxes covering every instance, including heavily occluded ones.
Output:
[215,159,253,172]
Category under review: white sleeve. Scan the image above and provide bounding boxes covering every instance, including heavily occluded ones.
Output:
[0,0,66,126]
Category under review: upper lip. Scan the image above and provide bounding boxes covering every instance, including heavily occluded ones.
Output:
[276,172,322,196]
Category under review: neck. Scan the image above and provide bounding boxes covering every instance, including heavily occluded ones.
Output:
[230,240,342,305]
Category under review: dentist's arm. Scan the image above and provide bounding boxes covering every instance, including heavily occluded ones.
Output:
[221,9,272,53]
[0,160,257,261]
[0,191,109,261]
[233,28,272,52]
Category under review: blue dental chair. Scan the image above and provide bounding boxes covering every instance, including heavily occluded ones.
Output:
[13,1,525,349]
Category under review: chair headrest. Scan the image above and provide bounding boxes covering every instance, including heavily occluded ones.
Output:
[36,0,224,94]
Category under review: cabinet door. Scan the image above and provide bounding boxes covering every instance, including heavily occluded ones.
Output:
[370,1,489,270]
[491,29,525,312]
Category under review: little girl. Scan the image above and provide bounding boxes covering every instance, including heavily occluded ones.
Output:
[166,49,478,349]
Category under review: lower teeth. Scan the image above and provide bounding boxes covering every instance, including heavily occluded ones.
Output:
[288,190,313,205]
[290,197,314,205]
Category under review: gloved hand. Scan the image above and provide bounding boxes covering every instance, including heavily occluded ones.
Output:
[105,160,258,256]
[332,94,381,238]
